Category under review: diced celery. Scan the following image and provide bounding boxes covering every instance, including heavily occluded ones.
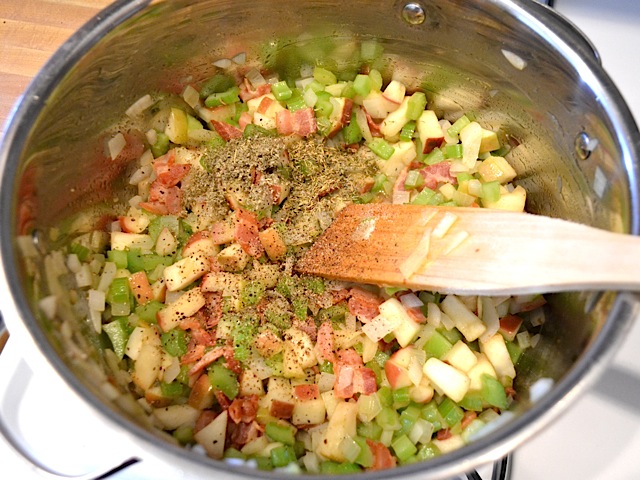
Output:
[353,74,372,97]
[422,330,453,359]
[438,397,464,427]
[314,91,333,118]
[317,304,347,324]
[368,138,395,160]
[187,114,203,131]
[106,277,132,316]
[103,317,132,359]
[506,340,523,365]
[444,144,463,159]
[404,170,425,190]
[415,442,440,461]
[371,173,391,195]
[320,461,361,474]
[265,422,296,446]
[375,407,401,430]
[420,401,443,431]
[377,386,393,408]
[438,327,463,344]
[368,69,383,92]
[481,180,501,203]
[135,300,163,323]
[240,281,265,307]
[270,444,297,468]
[319,361,334,374]
[313,66,337,86]
[406,92,427,121]
[151,131,170,158]
[224,448,246,460]
[271,80,293,101]
[353,436,374,468]
[447,115,471,138]
[173,425,194,445]
[254,456,274,471]
[411,187,444,206]
[459,391,484,412]
[292,296,308,321]
[69,243,91,262]
[243,124,277,138]
[456,172,474,184]
[127,249,174,274]
[148,215,180,242]
[357,420,383,440]
[204,86,241,108]
[286,88,307,112]
[342,118,363,145]
[107,249,128,269]
[391,434,418,462]
[275,276,295,298]
[160,380,189,399]
[301,276,325,294]
[400,405,422,434]
[400,120,416,142]
[199,74,236,98]
[354,192,375,204]
[422,147,445,166]
[208,362,239,400]
[393,387,411,409]
[161,329,188,357]
[481,373,509,409]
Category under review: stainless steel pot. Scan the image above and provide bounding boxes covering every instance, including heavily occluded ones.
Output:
[1,0,639,478]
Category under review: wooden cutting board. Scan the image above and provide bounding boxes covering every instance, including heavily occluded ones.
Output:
[0,0,112,134]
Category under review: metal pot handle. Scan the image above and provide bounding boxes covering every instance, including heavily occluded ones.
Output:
[0,337,140,480]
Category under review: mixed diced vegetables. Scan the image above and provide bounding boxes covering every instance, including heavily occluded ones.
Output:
[32,52,546,474]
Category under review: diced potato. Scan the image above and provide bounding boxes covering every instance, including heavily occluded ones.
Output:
[423,357,470,403]
[479,128,500,154]
[153,404,200,430]
[156,287,206,332]
[480,333,516,384]
[110,231,154,252]
[258,227,288,261]
[132,342,163,391]
[292,398,327,426]
[217,243,250,272]
[283,327,318,378]
[240,369,266,397]
[163,253,210,291]
[194,410,228,459]
[440,295,486,342]
[316,401,358,462]
[443,340,478,373]
[477,156,517,184]
[482,185,526,212]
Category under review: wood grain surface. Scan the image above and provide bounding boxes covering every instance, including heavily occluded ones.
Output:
[0,0,112,134]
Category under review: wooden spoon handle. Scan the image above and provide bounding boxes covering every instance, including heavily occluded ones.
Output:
[295,203,640,296]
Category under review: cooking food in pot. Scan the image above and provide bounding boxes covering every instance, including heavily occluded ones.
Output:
[32,55,547,473]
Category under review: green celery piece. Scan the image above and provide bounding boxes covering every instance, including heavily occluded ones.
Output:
[103,317,132,359]
[423,147,445,165]
[187,114,203,131]
[286,88,307,111]
[353,74,372,97]
[275,276,295,298]
[400,120,417,142]
[416,442,440,461]
[459,391,484,412]
[106,277,132,316]
[400,405,422,434]
[224,448,247,460]
[447,115,471,138]
[420,401,443,431]
[301,276,325,294]
[368,69,383,92]
[135,300,163,323]
[160,380,189,399]
[371,173,391,195]
[292,296,308,321]
[253,456,274,471]
[243,124,277,138]
[204,86,241,108]
[341,81,356,99]
[320,461,361,474]
[444,143,463,159]
[357,421,383,441]
[457,172,474,184]
[199,73,236,98]
[205,132,226,153]
[377,385,393,407]
[438,397,464,427]
[107,249,128,269]
[481,180,501,203]
[406,92,427,121]
[151,131,170,158]
[271,80,293,101]
[392,434,418,462]
[342,118,363,145]
[404,170,424,190]
[314,91,334,118]
[173,425,194,445]
[208,361,239,400]
[265,422,296,446]
[232,315,259,362]
[270,444,297,468]
[439,327,463,344]
[353,436,374,468]
[506,340,523,365]
[481,373,509,409]
[148,215,180,242]
[423,330,453,358]
[368,138,395,160]
[354,192,376,204]
[161,329,188,357]
[375,407,401,430]
[411,187,444,206]
[127,249,174,274]
[313,66,337,86]
[317,304,347,324]
[318,361,334,374]
[69,242,91,262]
[393,387,411,409]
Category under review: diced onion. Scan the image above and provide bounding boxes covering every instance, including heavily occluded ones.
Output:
[245,67,266,87]
[38,295,57,320]
[442,230,470,255]
[502,49,527,70]
[75,264,93,288]
[66,253,81,273]
[145,129,158,146]
[125,94,154,118]
[213,58,232,69]
[182,85,200,109]
[303,88,318,108]
[399,292,423,309]
[231,52,247,65]
[432,212,458,238]
[88,289,106,312]
[108,132,127,160]
[129,165,153,185]
[399,228,432,279]
[392,189,410,205]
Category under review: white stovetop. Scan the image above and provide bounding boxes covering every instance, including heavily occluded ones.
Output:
[2,1,640,478]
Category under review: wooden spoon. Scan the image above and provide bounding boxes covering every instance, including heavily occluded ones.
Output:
[295,203,640,296]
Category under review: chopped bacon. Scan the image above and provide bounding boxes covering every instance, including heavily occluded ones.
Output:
[229,420,262,449]
[291,107,317,137]
[293,316,318,342]
[181,342,206,365]
[190,326,216,347]
[204,292,224,329]
[337,348,364,366]
[331,289,351,304]
[352,367,377,395]
[437,428,452,441]
[461,411,478,429]
[270,400,294,419]
[256,96,275,114]
[334,348,376,398]
[419,162,456,190]
[276,109,294,136]
[316,322,336,363]
[239,78,271,102]
[210,120,243,141]
[406,306,427,324]
[334,364,355,398]
[155,163,191,188]
[238,111,253,130]
[128,271,153,305]
[214,390,232,410]
[139,182,182,215]
[347,287,383,323]
[366,440,397,471]
[364,110,382,137]
[228,395,259,424]
[294,384,320,401]
[187,346,229,377]
[234,208,264,258]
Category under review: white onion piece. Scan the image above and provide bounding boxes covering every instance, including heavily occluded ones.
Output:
[231,52,247,65]
[129,165,153,185]
[501,49,527,70]
[38,295,57,320]
[400,292,423,309]
[432,212,458,238]
[392,189,410,205]
[108,133,126,160]
[213,58,232,69]
[145,129,158,146]
[355,106,373,144]
[182,85,200,109]
[245,67,266,87]
[399,227,432,279]
[529,377,554,403]
[125,94,154,118]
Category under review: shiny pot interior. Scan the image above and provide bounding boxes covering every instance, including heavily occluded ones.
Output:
[1,0,639,478]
